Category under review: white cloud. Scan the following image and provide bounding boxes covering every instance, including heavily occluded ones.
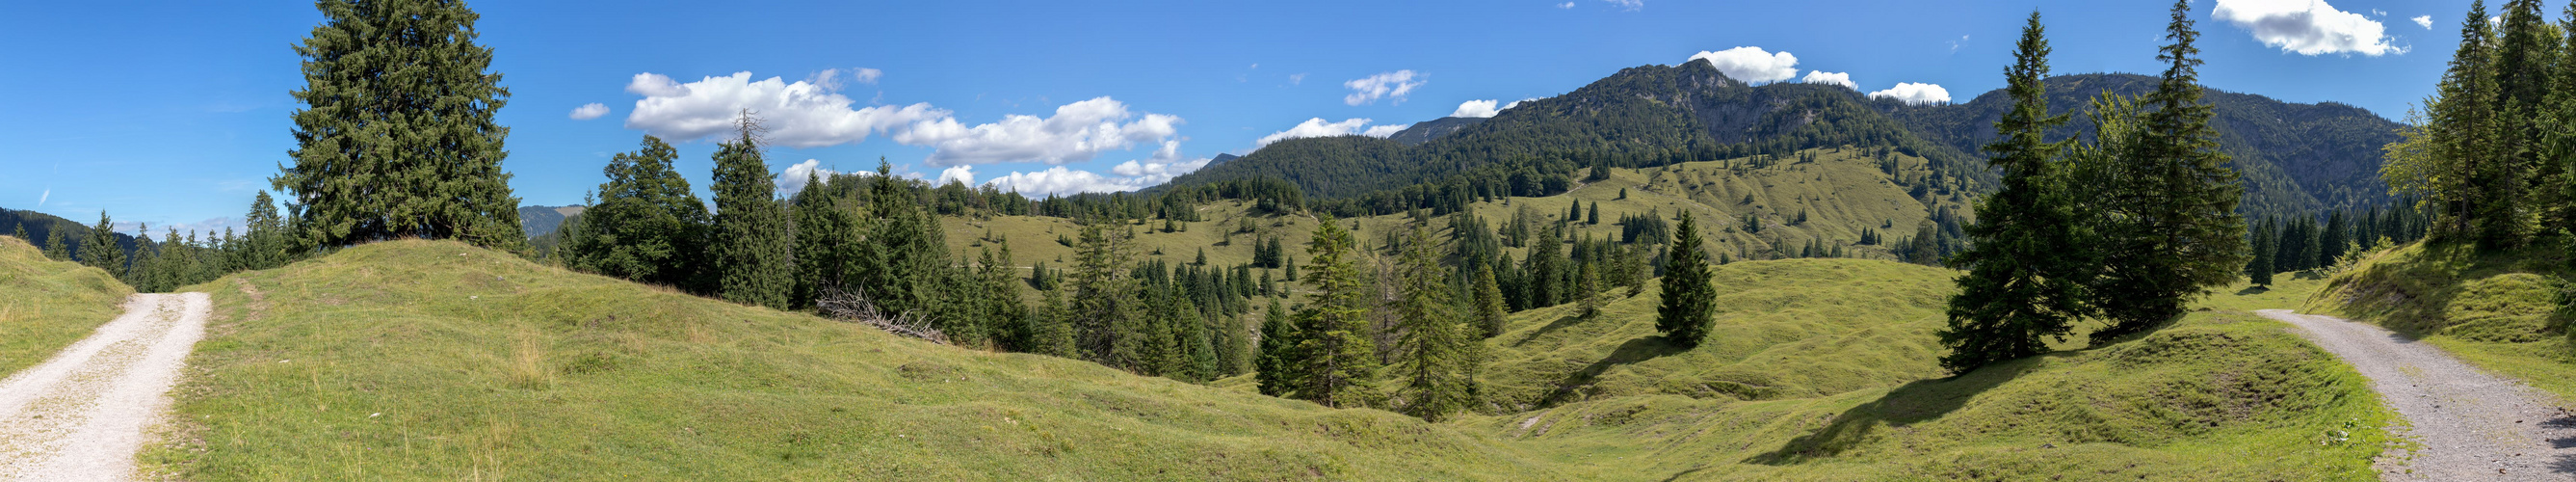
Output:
[1452,99,1501,118]
[1800,70,1855,90]
[1686,47,1800,84]
[1601,0,1642,11]
[1343,70,1426,105]
[568,103,610,120]
[36,188,46,207]
[1255,118,1409,147]
[623,71,947,147]
[1557,2,1574,9]
[777,159,843,196]
[2412,15,2432,29]
[851,67,883,85]
[1869,83,1952,105]
[1290,73,1307,85]
[893,96,1182,167]
[2212,0,2405,56]
[936,165,975,186]
[1504,97,1538,109]
[982,156,1217,198]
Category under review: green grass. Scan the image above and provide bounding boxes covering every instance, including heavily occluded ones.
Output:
[142,233,2390,478]
[0,234,133,377]
[2308,241,2576,405]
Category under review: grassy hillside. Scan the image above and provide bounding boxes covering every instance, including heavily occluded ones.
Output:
[0,234,134,377]
[138,237,2395,479]
[2307,241,2576,403]
[147,240,1562,480]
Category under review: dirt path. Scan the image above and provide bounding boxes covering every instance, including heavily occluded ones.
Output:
[0,293,210,482]
[2257,309,2576,480]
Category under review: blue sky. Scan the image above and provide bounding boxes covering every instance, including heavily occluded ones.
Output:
[0,0,2471,234]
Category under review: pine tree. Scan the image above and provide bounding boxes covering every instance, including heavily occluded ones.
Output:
[43,227,70,261]
[707,115,796,309]
[1290,216,1380,408]
[1257,298,1300,396]
[1657,211,1717,347]
[236,191,291,271]
[1473,264,1508,338]
[10,223,24,243]
[789,171,860,308]
[1033,283,1078,358]
[2247,219,2276,286]
[127,228,159,291]
[79,212,123,275]
[567,136,710,290]
[2429,1,2504,244]
[1587,202,1602,225]
[2496,0,2552,235]
[1575,259,1603,320]
[2089,1,2249,344]
[1938,12,2093,374]
[1394,224,1468,420]
[1525,227,1563,307]
[276,0,523,251]
[1071,220,1143,368]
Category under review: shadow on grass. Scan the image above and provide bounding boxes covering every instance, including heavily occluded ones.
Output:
[2323,241,2564,338]
[2234,285,2270,296]
[1511,314,1590,348]
[1538,335,1688,408]
[1742,358,2039,466]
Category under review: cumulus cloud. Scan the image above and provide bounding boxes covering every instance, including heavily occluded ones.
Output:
[624,71,947,147]
[569,103,610,120]
[2212,0,2405,56]
[1343,70,1426,105]
[1800,70,1855,90]
[983,167,1145,197]
[851,67,883,85]
[1452,99,1501,118]
[1686,47,1800,84]
[1504,97,1538,109]
[2412,15,2432,29]
[777,159,845,195]
[1255,118,1407,147]
[893,96,1182,167]
[1868,83,1952,105]
[1601,0,1642,11]
[936,165,975,186]
[1557,2,1574,9]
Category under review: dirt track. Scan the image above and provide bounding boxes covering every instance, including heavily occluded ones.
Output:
[0,293,209,482]
[2258,309,2576,481]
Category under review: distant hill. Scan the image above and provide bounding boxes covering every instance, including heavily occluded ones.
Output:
[1386,116,1486,146]
[517,205,585,238]
[1168,62,2403,220]
[0,207,137,259]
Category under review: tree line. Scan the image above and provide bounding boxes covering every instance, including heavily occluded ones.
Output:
[2380,0,2576,254]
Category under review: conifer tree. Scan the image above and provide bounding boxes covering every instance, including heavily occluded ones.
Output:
[1938,12,2093,374]
[568,136,710,290]
[2247,220,2276,286]
[2089,0,2249,343]
[707,115,796,309]
[80,212,123,275]
[790,171,860,308]
[1071,220,1143,368]
[1257,298,1300,396]
[1525,227,1563,307]
[1033,284,1078,358]
[10,223,24,243]
[235,191,291,271]
[127,228,159,291]
[1394,224,1468,420]
[1575,259,1602,320]
[2495,0,2551,233]
[1473,264,1508,338]
[1657,211,1717,347]
[43,227,70,261]
[276,0,523,251]
[1290,216,1380,408]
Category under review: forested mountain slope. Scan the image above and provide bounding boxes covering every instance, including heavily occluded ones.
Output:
[0,207,138,259]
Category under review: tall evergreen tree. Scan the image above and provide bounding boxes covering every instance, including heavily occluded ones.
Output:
[790,171,861,308]
[1256,298,1300,397]
[276,0,524,251]
[1290,216,1380,408]
[1394,224,1468,420]
[2496,0,2553,236]
[1938,13,2092,374]
[567,136,710,290]
[79,212,123,275]
[706,116,796,309]
[1473,264,1508,338]
[43,227,70,261]
[2089,0,2249,343]
[2247,219,2276,286]
[1071,220,1143,368]
[2431,1,2505,244]
[1656,211,1717,347]
[235,191,291,272]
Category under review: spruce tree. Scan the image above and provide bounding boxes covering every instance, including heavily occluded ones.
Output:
[2247,220,2276,286]
[1256,298,1300,396]
[128,228,159,291]
[2430,1,2503,243]
[1473,264,1508,338]
[790,171,860,308]
[706,116,796,309]
[1394,224,1468,420]
[1290,216,1380,408]
[1575,259,1602,320]
[1071,220,1143,368]
[10,223,24,243]
[1938,12,2092,374]
[1656,211,1717,347]
[237,191,290,271]
[567,136,710,290]
[2090,0,2249,343]
[2496,0,2552,235]
[276,0,523,251]
[1033,284,1078,358]
[43,227,70,261]
[79,212,123,275]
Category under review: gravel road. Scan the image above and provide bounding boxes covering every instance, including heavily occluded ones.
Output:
[0,293,209,482]
[2258,309,2576,481]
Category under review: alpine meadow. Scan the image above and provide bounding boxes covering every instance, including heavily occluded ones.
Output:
[15,0,2576,480]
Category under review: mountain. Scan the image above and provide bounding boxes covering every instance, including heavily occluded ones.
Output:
[1387,116,1486,146]
[1887,72,2405,216]
[517,204,586,238]
[1170,63,2403,221]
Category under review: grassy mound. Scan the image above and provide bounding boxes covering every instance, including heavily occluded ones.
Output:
[0,234,133,377]
[2309,241,2576,403]
[151,240,1561,480]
